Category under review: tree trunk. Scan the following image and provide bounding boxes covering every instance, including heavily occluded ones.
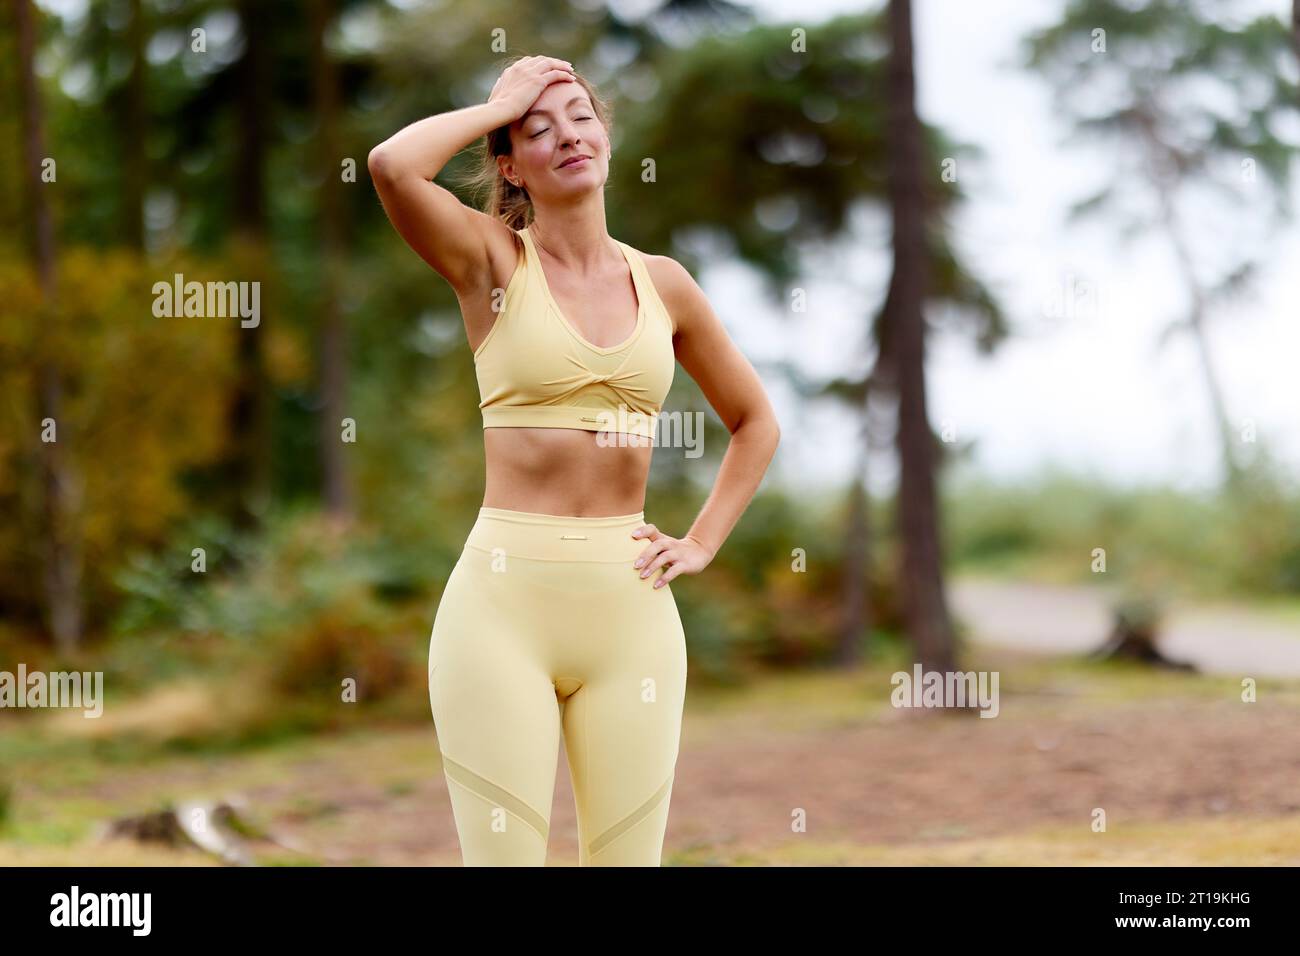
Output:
[13,0,84,650]
[310,0,354,521]
[885,0,956,675]
[226,0,272,528]
[1155,169,1242,491]
[836,437,871,667]
[1293,1,1300,64]
[1187,309,1242,490]
[123,0,147,251]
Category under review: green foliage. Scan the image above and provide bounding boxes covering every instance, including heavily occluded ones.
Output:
[0,247,235,627]
[265,592,414,705]
[1023,0,1299,222]
[946,458,1300,600]
[109,483,887,693]
[616,8,1003,348]
[1,0,993,670]
[5,1,1294,763]
[115,503,418,644]
[664,488,904,680]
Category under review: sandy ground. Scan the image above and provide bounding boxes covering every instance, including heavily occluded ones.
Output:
[315,694,1300,865]
[15,663,1295,867]
[7,577,1299,866]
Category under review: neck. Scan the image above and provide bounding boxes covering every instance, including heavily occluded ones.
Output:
[529,198,616,272]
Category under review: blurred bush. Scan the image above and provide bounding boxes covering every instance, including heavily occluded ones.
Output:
[0,246,235,630]
[945,456,1300,600]
[664,490,904,682]
[265,588,413,705]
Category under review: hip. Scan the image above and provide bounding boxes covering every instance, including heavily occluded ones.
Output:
[431,506,686,673]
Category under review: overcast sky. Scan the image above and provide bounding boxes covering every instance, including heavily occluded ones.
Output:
[727,0,1300,496]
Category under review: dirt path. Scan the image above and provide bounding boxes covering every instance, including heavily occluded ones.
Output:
[230,694,1300,865]
[31,666,1298,866]
[13,586,1300,866]
[951,576,1300,678]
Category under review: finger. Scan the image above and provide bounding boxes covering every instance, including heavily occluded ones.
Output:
[631,523,658,540]
[654,561,687,587]
[535,58,572,79]
[634,538,670,569]
[640,549,677,579]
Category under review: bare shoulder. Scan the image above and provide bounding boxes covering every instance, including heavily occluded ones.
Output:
[639,251,705,338]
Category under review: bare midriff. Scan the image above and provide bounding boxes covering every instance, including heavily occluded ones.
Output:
[470,232,660,519]
[482,427,654,517]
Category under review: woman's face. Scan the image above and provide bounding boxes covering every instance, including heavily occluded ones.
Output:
[504,81,609,200]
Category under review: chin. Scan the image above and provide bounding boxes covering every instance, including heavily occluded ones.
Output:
[557,175,606,195]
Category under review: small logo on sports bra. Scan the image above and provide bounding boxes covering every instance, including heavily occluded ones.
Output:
[559,534,589,540]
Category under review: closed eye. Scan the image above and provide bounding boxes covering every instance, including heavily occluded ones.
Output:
[530,116,594,138]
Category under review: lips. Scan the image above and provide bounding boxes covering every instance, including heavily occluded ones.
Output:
[558,154,592,168]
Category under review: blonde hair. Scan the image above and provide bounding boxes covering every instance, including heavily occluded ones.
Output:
[454,56,615,231]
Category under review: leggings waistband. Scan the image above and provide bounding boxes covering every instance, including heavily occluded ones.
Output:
[465,506,648,563]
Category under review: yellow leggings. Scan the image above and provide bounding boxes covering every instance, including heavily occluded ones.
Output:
[428,506,688,866]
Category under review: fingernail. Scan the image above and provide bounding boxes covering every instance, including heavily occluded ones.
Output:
[634,559,643,567]
[640,570,648,578]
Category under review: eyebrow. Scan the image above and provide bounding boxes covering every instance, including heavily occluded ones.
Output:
[521,96,592,122]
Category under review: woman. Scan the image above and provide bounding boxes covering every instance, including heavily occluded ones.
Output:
[368,54,780,866]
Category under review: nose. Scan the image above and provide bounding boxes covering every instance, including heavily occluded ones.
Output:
[556,116,584,148]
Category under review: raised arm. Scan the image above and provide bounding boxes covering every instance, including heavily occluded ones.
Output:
[366,56,575,295]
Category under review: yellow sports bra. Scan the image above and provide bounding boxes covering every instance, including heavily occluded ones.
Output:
[473,225,675,439]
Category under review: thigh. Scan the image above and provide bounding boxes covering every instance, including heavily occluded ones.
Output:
[560,577,688,866]
[429,550,562,865]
